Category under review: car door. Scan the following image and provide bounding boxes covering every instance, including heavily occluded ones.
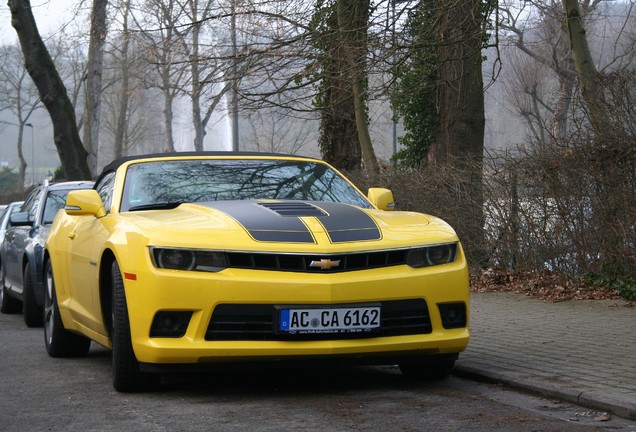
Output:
[67,216,110,334]
[4,188,42,293]
[67,174,116,335]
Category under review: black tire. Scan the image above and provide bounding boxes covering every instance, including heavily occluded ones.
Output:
[44,260,91,357]
[399,356,457,381]
[1,263,21,314]
[111,261,160,392]
[23,262,44,327]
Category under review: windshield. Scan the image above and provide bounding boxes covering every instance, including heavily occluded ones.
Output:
[120,159,372,212]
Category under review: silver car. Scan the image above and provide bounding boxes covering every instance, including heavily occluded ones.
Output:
[0,201,24,313]
[2,180,94,326]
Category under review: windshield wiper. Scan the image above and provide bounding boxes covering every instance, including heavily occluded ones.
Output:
[128,202,183,211]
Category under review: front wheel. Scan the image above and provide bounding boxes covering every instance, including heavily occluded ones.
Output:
[44,260,91,357]
[23,262,43,327]
[111,261,160,392]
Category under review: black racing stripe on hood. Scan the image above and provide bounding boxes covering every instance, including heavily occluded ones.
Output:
[312,202,382,243]
[202,200,381,244]
[203,201,315,243]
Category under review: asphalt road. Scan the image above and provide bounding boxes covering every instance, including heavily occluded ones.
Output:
[2,311,635,432]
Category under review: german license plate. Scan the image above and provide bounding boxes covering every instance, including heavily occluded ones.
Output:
[279,306,381,334]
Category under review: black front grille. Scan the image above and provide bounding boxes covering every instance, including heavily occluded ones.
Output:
[226,250,408,273]
[205,299,431,341]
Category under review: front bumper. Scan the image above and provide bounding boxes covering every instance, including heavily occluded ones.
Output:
[124,257,470,365]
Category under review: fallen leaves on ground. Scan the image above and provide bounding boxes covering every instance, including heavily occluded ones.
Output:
[470,268,633,305]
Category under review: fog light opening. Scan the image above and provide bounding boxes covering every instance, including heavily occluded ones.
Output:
[150,311,193,337]
[438,303,466,329]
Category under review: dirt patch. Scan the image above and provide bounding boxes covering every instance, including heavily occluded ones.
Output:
[470,268,634,305]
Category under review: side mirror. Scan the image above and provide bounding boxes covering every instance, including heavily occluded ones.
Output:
[367,188,395,211]
[9,212,33,227]
[65,190,106,218]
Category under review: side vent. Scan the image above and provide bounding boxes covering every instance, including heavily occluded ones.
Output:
[258,201,327,217]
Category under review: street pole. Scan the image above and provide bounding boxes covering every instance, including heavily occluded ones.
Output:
[25,123,34,184]
[391,0,397,156]
[230,0,239,152]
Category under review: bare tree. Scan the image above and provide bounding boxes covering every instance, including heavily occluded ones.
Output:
[101,4,163,160]
[335,0,378,173]
[501,48,553,144]
[172,0,231,151]
[133,0,189,152]
[430,0,488,264]
[244,103,315,155]
[8,0,91,180]
[52,33,89,128]
[0,43,42,191]
[432,0,486,163]
[498,0,635,142]
[561,0,608,134]
[309,0,378,171]
[498,0,577,143]
[112,0,132,158]
[84,0,109,175]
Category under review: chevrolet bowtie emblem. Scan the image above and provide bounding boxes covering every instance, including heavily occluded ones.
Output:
[309,259,341,270]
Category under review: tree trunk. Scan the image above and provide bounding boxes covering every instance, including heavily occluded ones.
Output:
[319,75,362,170]
[432,1,485,166]
[9,0,91,180]
[114,1,131,159]
[550,73,575,142]
[432,0,486,265]
[83,0,108,174]
[336,0,378,174]
[16,126,27,192]
[162,88,176,153]
[144,0,179,153]
[562,0,628,274]
[316,2,361,170]
[561,0,607,134]
[351,79,378,173]
[230,0,239,152]
[191,14,205,152]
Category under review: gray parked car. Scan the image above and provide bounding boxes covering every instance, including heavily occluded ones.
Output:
[0,201,24,312]
[1,180,93,326]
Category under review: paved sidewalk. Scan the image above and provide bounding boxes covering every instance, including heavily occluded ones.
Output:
[454,292,636,420]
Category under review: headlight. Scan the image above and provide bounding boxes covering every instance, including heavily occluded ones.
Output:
[406,243,458,268]
[151,248,227,272]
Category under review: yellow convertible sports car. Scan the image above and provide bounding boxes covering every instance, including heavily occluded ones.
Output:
[44,152,469,392]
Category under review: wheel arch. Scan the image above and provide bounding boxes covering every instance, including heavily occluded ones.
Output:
[19,251,33,297]
[99,249,117,339]
[42,249,50,268]
[22,235,38,269]
[21,251,30,275]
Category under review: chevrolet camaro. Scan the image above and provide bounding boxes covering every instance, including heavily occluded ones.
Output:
[44,152,470,392]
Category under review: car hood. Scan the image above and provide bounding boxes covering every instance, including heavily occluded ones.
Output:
[118,200,458,252]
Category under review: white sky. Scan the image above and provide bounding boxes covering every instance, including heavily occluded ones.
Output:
[0,0,80,42]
